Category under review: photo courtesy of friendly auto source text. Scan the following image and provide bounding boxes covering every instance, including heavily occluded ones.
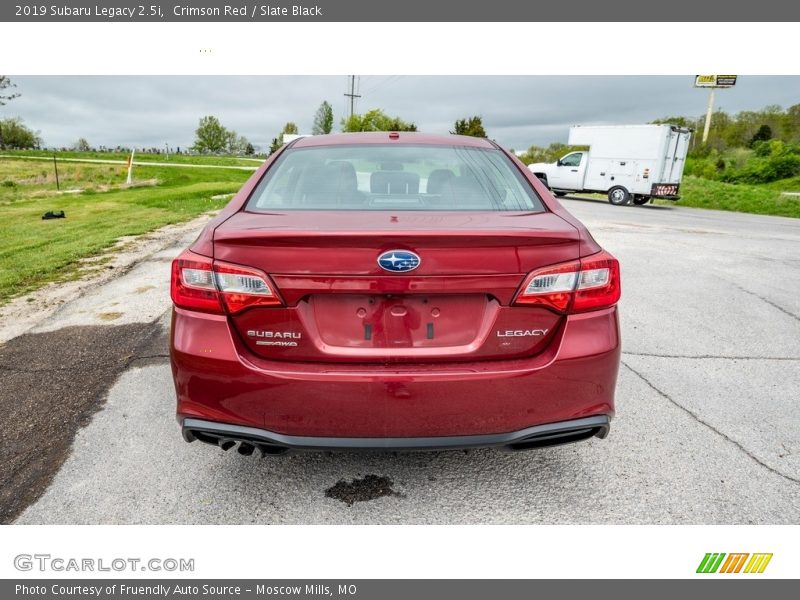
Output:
[0,0,798,593]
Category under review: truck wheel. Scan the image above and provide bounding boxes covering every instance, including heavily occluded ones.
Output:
[608,186,631,206]
[553,191,567,197]
[632,196,650,206]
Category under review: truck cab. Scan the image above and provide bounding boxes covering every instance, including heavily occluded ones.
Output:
[528,151,587,195]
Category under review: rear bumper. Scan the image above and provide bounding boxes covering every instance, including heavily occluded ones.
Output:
[171,305,620,440]
[650,183,680,199]
[182,415,610,454]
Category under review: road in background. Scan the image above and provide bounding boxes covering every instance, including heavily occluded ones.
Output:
[7,198,800,524]
[0,154,261,170]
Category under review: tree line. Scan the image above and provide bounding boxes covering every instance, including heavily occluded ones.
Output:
[653,104,800,184]
[5,72,798,180]
[0,74,501,155]
[651,104,800,151]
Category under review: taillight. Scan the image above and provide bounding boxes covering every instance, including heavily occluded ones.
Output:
[514,250,620,313]
[514,259,580,312]
[170,251,282,315]
[572,251,621,312]
[213,260,282,314]
[171,251,222,313]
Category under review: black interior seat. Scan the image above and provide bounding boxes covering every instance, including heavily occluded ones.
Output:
[439,172,493,209]
[303,161,364,207]
[370,170,420,195]
[426,169,455,194]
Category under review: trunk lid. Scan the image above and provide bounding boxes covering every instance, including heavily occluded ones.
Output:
[215,210,579,363]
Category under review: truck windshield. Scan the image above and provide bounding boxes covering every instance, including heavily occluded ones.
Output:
[246,145,544,212]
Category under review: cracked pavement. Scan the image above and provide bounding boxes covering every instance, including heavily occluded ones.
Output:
[5,198,800,524]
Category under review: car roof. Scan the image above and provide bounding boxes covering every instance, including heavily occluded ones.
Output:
[291,132,496,149]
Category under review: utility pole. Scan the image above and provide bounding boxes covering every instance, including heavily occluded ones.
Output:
[344,75,361,119]
[702,88,715,145]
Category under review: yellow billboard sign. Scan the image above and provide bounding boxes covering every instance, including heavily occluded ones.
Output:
[694,75,737,88]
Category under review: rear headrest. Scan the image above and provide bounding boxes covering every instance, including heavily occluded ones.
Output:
[439,173,492,208]
[426,169,455,194]
[326,160,358,192]
[370,170,420,194]
[302,160,359,205]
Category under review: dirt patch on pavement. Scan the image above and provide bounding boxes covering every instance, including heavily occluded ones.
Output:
[97,311,123,321]
[325,475,405,506]
[0,321,168,523]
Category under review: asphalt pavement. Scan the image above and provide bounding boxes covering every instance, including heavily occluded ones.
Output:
[10,197,800,524]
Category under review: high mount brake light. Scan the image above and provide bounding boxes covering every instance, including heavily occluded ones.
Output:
[170,251,282,314]
[514,250,620,313]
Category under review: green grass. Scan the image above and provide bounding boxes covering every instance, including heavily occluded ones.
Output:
[654,176,800,218]
[0,156,252,303]
[763,175,800,192]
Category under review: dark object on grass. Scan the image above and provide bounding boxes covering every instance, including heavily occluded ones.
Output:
[42,211,66,220]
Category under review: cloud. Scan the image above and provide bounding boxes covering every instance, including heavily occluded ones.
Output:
[4,75,798,151]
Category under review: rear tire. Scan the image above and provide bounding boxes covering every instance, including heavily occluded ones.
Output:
[632,196,650,206]
[608,186,631,206]
[553,191,567,197]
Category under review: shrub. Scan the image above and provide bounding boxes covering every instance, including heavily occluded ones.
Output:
[749,124,773,147]
[722,154,800,184]
[729,147,752,168]
[768,154,800,179]
[752,140,772,157]
[0,117,42,149]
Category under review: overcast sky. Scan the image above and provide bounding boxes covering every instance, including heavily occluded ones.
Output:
[4,76,799,151]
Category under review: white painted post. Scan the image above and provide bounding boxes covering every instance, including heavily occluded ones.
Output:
[702,88,715,145]
[126,148,135,185]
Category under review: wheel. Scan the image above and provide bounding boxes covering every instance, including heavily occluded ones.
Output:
[608,186,631,206]
[553,191,568,197]
[632,196,649,206]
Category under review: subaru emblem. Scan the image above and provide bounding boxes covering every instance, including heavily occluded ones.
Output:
[377,250,421,273]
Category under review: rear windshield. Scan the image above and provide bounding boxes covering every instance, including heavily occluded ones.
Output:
[246,144,544,212]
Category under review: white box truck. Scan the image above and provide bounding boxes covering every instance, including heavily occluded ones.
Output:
[527,124,692,206]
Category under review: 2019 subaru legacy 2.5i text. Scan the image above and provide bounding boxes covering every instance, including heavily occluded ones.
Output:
[170,132,621,456]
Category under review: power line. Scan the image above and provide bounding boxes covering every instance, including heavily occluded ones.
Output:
[361,75,402,97]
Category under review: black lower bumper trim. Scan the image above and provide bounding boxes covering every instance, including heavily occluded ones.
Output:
[181,415,610,455]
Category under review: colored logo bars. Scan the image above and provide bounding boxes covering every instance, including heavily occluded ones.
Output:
[696,553,773,574]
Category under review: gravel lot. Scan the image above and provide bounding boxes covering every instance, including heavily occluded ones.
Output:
[8,197,800,524]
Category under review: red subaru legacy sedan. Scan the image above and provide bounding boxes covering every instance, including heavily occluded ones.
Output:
[170,132,621,456]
